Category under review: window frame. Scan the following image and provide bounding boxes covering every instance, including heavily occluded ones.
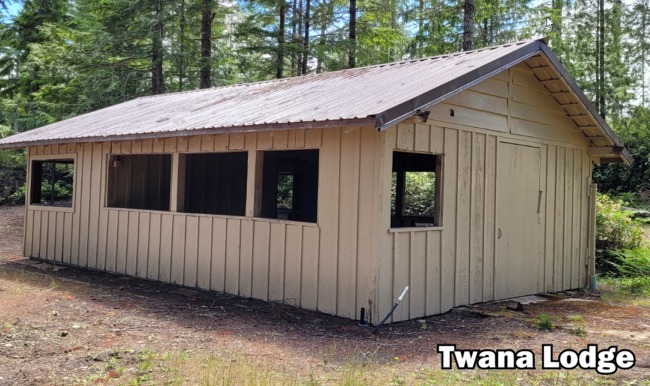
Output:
[27,153,77,213]
[389,151,443,230]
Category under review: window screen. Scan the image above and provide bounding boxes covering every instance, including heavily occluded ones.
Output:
[183,152,248,216]
[30,159,75,207]
[260,150,318,223]
[107,154,171,211]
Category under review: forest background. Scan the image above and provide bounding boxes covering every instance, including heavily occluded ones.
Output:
[0,0,650,272]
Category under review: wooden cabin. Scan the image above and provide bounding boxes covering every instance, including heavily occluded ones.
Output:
[0,39,630,324]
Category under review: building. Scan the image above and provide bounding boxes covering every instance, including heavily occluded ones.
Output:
[0,39,630,324]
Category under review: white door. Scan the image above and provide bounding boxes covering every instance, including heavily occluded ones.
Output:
[495,142,542,300]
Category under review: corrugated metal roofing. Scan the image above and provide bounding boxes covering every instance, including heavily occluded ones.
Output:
[0,38,629,165]
[0,39,542,148]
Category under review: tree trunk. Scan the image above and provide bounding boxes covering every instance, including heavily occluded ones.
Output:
[291,0,297,75]
[418,0,423,56]
[277,1,286,79]
[151,0,164,95]
[200,0,214,89]
[302,0,311,74]
[349,0,356,68]
[179,0,186,91]
[317,14,326,73]
[462,0,474,51]
[642,0,648,106]
[597,0,605,117]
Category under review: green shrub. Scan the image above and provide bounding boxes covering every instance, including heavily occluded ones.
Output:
[596,194,644,274]
[614,191,650,211]
[617,248,650,277]
[596,194,644,250]
[534,314,555,331]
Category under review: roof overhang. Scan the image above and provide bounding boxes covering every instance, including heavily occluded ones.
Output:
[374,39,632,165]
[0,117,377,150]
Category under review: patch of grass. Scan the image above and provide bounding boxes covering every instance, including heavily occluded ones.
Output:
[600,276,650,307]
[534,313,556,331]
[70,348,155,385]
[152,350,300,385]
[567,315,587,337]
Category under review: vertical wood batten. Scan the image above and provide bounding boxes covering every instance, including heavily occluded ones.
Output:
[70,144,83,265]
[317,128,340,314]
[25,209,33,257]
[562,148,573,289]
[356,127,378,321]
[284,224,302,306]
[337,127,360,319]
[268,222,286,301]
[197,216,213,290]
[571,149,582,288]
[116,211,129,273]
[148,213,162,281]
[441,128,458,312]
[211,218,227,292]
[392,232,410,322]
[137,212,150,278]
[97,142,111,271]
[455,130,471,306]
[171,215,186,285]
[554,147,565,291]
[87,143,103,268]
[544,145,557,291]
[46,211,55,259]
[409,231,426,318]
[184,216,199,287]
[239,220,254,297]
[225,219,241,295]
[425,230,442,315]
[126,211,139,276]
[55,213,64,261]
[376,127,397,321]
[78,143,93,267]
[581,152,590,287]
[252,221,270,300]
[32,211,41,258]
[301,226,319,309]
[159,214,174,282]
[483,135,497,301]
[470,133,486,304]
[537,144,547,293]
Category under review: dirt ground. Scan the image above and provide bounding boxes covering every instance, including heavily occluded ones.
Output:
[0,205,649,385]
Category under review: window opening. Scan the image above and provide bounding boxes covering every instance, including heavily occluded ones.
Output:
[107,154,171,211]
[391,151,440,227]
[183,152,248,216]
[260,150,318,223]
[30,159,75,207]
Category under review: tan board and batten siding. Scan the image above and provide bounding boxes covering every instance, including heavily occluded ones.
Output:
[24,63,595,324]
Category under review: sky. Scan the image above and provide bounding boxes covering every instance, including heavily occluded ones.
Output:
[1,1,22,21]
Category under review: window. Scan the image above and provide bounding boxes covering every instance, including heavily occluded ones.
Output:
[183,152,248,216]
[30,159,75,207]
[391,152,440,228]
[107,154,171,211]
[260,150,318,223]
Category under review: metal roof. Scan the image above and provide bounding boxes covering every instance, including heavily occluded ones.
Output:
[0,38,630,163]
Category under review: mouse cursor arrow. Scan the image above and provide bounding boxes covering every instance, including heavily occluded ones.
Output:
[545,17,554,28]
